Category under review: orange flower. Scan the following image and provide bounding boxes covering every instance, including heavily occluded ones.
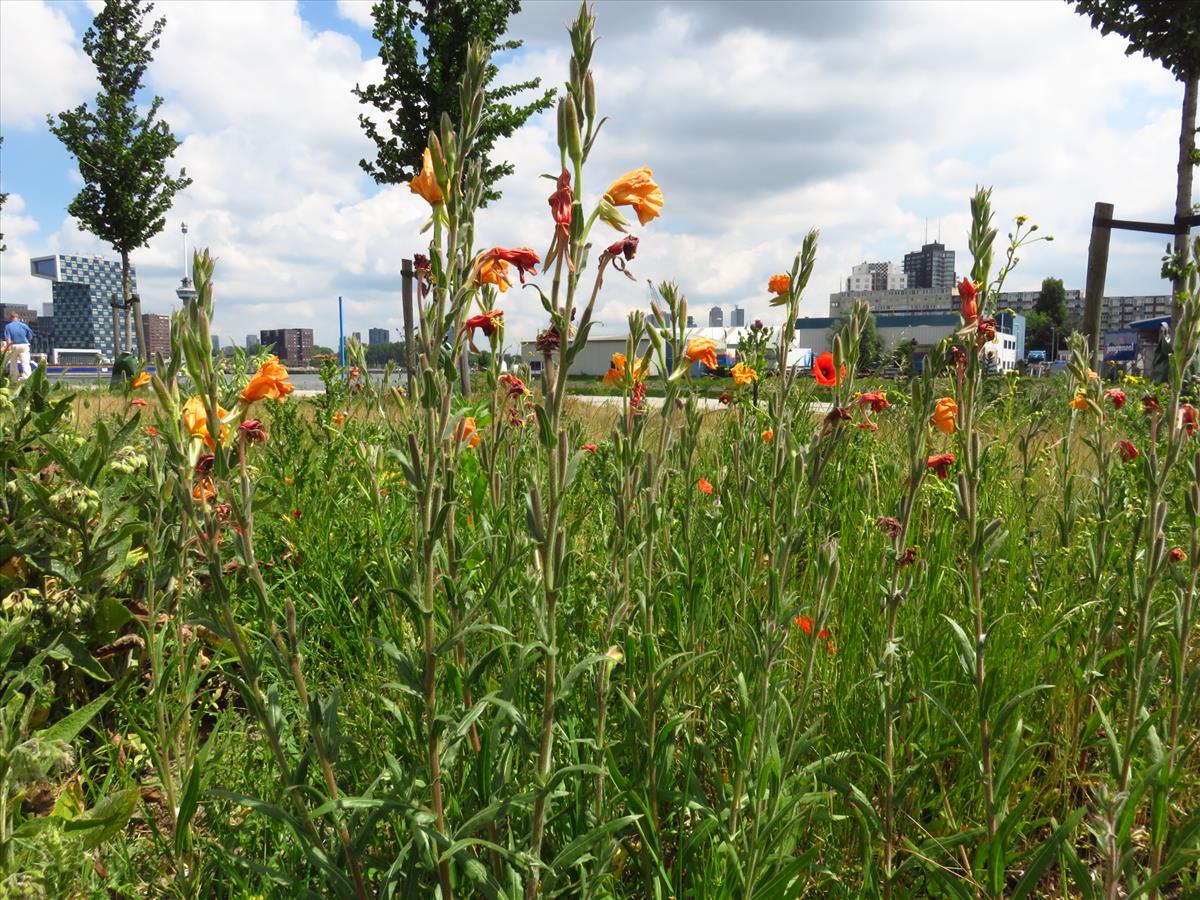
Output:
[926,453,955,479]
[603,167,664,226]
[241,356,294,404]
[794,615,813,634]
[409,147,444,206]
[457,416,481,449]
[931,397,957,434]
[761,429,775,442]
[131,371,151,388]
[697,476,714,495]
[858,390,888,412]
[333,411,346,426]
[192,478,216,503]
[686,337,718,370]
[813,352,841,387]
[476,256,511,292]
[768,274,790,295]
[182,396,230,449]
[478,247,540,285]
[603,352,646,387]
[582,443,598,453]
[1069,392,1089,411]
[466,310,504,342]
[731,361,757,386]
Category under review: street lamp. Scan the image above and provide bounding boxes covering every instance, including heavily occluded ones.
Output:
[175,221,198,304]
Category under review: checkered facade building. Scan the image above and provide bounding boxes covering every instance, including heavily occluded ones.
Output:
[30,254,137,359]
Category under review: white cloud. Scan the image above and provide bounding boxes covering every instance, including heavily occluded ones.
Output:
[336,0,374,29]
[0,0,95,129]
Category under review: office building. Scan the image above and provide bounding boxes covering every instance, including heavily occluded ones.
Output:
[260,328,314,365]
[141,314,171,359]
[686,315,696,328]
[369,327,390,345]
[847,261,908,292]
[708,306,723,327]
[30,254,136,359]
[352,331,362,343]
[730,306,746,327]
[246,334,261,352]
[902,242,956,291]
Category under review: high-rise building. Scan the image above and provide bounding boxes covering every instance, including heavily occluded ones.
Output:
[902,242,956,292]
[847,261,908,292]
[141,314,171,359]
[352,331,362,343]
[730,306,746,327]
[211,336,221,353]
[369,327,390,345]
[246,334,261,352]
[686,315,696,328]
[30,254,135,358]
[260,328,314,365]
[708,306,723,327]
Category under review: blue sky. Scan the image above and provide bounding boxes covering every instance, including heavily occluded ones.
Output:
[0,0,1188,348]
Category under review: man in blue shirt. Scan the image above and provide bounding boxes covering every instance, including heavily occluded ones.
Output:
[2,311,35,380]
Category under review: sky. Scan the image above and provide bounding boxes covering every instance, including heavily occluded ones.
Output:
[0,0,1189,351]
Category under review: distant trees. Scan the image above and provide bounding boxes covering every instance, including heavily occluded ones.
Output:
[1025,277,1068,354]
[48,0,191,361]
[352,0,555,204]
[364,341,411,366]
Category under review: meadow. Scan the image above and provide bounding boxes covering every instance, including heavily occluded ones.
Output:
[4,6,1200,898]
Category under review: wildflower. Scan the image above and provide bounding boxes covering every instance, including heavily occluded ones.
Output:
[826,639,837,655]
[718,392,733,406]
[602,167,664,226]
[813,351,841,387]
[284,475,294,484]
[292,509,302,520]
[958,277,978,325]
[457,416,480,449]
[548,168,572,254]
[192,478,216,503]
[976,316,996,343]
[146,427,158,436]
[1142,395,1161,414]
[476,256,511,292]
[1117,440,1139,463]
[349,367,360,380]
[498,373,527,399]
[823,406,851,428]
[182,396,230,449]
[768,274,790,295]
[413,253,431,275]
[603,352,646,387]
[876,515,902,538]
[582,443,598,453]
[686,337,719,370]
[130,397,147,408]
[604,235,639,261]
[535,328,561,354]
[131,371,151,389]
[794,615,813,634]
[1169,547,1187,564]
[897,546,918,567]
[731,362,757,385]
[1016,214,1028,225]
[1180,403,1198,437]
[1104,388,1127,410]
[409,147,444,206]
[950,345,967,369]
[1069,392,1089,411]
[241,356,294,404]
[333,411,346,427]
[931,397,957,434]
[857,420,879,432]
[926,453,955,479]
[697,477,714,495]
[631,380,647,413]
[239,419,268,444]
[195,453,215,476]
[466,310,504,343]
[858,390,889,412]
[486,247,540,284]
[761,429,774,442]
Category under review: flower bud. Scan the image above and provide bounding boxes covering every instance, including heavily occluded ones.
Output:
[556,98,568,153]
[585,71,596,121]
[563,97,583,163]
[595,198,631,232]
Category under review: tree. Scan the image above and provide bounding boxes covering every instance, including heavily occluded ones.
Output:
[353,0,555,204]
[48,0,191,362]
[1034,277,1068,328]
[834,311,884,371]
[1071,1,1198,312]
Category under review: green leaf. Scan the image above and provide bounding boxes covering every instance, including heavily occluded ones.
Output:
[36,690,112,744]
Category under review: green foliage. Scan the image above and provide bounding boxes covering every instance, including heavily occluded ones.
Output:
[364,340,409,366]
[353,0,555,203]
[1070,0,1200,79]
[833,309,885,370]
[1035,276,1068,327]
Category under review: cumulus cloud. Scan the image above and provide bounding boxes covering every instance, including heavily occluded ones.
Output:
[0,0,94,129]
[0,0,1188,351]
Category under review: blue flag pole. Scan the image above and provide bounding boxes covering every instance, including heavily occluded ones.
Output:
[338,295,345,369]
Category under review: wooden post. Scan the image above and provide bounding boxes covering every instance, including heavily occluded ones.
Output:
[457,343,470,396]
[401,258,416,398]
[1083,201,1113,370]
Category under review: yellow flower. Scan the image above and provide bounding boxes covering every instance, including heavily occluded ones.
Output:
[931,397,957,434]
[603,167,663,226]
[182,396,230,449]
[1069,392,1089,411]
[409,147,444,206]
[731,361,757,385]
[131,372,151,389]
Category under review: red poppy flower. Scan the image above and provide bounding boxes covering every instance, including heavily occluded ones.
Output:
[926,453,955,479]
[146,427,158,436]
[697,477,714,495]
[813,351,842,387]
[794,615,813,634]
[1104,388,1127,410]
[292,509,302,519]
[1117,440,1139,463]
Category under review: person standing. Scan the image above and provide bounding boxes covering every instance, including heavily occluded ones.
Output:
[2,311,35,380]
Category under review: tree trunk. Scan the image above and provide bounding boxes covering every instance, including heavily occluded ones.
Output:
[123,250,147,362]
[1172,75,1198,322]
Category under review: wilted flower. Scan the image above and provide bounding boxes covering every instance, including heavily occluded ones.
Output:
[958,277,978,325]
[604,235,639,260]
[824,406,852,427]
[548,168,572,254]
[1169,547,1187,564]
[1104,388,1127,410]
[1180,403,1198,437]
[349,367,360,380]
[858,390,889,412]
[195,452,215,475]
[409,147,444,206]
[1117,439,1139,463]
[474,247,541,292]
[686,337,719,370]
[731,362,758,385]
[239,419,268,445]
[498,372,527,399]
[132,371,151,389]
[897,546,918,567]
[761,429,774,442]
[602,167,664,226]
[697,476,714,495]
[718,392,734,406]
[931,397,957,434]
[466,310,504,342]
[813,352,842,387]
[536,328,561,354]
[768,274,790,295]
[413,253,431,274]
[975,316,996,343]
[1142,395,1161,414]
[876,515,902,538]
[926,453,955,479]
[241,356,294,404]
